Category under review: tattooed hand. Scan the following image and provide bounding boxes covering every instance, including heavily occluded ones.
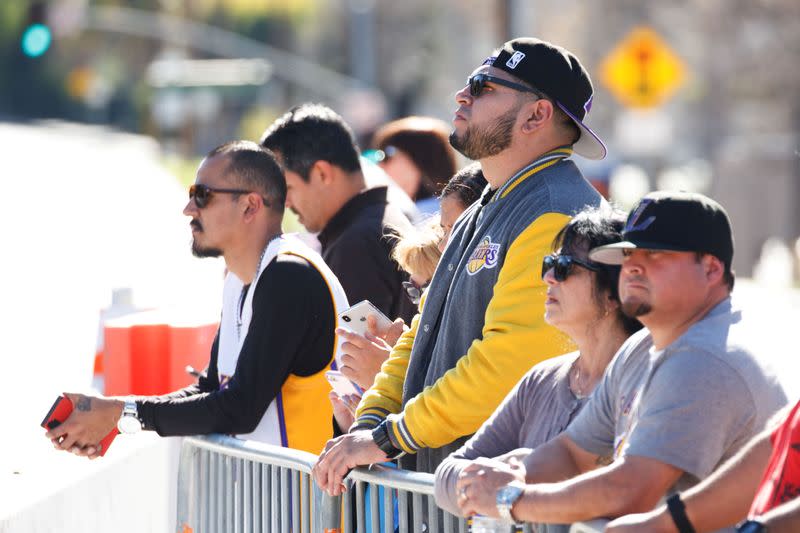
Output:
[45,393,125,459]
[75,395,92,412]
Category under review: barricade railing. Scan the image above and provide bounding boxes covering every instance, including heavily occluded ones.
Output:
[342,462,466,533]
[341,465,537,533]
[176,434,340,532]
[176,434,590,533]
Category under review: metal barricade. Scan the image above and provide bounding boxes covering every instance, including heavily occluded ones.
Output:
[342,463,467,533]
[342,464,534,533]
[176,434,550,532]
[176,434,340,533]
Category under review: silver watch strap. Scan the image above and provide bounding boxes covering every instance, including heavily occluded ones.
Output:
[497,482,524,523]
[123,399,139,418]
[498,502,516,523]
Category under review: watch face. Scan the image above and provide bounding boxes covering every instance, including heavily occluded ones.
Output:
[117,415,141,434]
[372,424,402,458]
[737,521,765,533]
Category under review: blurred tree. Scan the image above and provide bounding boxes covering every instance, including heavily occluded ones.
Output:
[238,105,280,142]
[209,0,313,18]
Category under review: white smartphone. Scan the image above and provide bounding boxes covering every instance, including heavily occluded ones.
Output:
[337,300,393,337]
[325,370,362,397]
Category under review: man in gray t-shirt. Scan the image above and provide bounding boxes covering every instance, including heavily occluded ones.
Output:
[570,300,785,491]
[453,192,788,528]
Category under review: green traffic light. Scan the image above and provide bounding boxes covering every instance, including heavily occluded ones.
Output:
[21,23,52,57]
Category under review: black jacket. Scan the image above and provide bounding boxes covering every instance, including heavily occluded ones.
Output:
[318,186,416,324]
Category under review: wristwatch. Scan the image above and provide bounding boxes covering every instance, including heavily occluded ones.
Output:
[496,481,525,523]
[116,399,142,434]
[371,421,404,459]
[737,520,767,533]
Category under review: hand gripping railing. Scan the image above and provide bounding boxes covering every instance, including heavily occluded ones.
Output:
[176,434,341,532]
[176,435,549,532]
[342,463,470,533]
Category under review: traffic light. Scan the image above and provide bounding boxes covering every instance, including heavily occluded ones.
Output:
[21,2,52,58]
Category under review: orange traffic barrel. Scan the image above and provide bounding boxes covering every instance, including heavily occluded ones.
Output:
[104,309,218,396]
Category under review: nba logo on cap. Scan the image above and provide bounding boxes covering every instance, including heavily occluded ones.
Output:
[506,51,525,69]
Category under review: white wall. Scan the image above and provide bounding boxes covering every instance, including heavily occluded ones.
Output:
[1,435,181,533]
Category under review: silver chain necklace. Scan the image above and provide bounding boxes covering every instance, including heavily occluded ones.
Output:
[235,233,282,339]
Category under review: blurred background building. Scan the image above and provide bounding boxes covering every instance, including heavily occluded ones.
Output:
[2,0,799,279]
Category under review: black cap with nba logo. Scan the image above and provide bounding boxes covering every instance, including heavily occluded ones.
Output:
[588,191,734,270]
[488,37,607,160]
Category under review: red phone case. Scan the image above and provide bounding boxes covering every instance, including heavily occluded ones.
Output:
[41,395,119,456]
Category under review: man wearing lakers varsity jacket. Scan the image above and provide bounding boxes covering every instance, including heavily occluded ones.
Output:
[312,38,606,493]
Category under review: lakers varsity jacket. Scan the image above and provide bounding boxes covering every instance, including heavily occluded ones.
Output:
[355,148,604,473]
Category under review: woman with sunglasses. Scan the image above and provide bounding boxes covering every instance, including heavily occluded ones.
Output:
[369,116,458,217]
[434,205,642,531]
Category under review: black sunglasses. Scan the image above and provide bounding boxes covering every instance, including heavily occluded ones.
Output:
[541,253,601,282]
[468,73,545,98]
[189,184,253,209]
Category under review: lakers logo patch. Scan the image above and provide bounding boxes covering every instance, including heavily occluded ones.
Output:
[466,237,501,275]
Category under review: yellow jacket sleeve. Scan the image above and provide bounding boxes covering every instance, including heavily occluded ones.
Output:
[385,213,576,452]
[353,292,426,429]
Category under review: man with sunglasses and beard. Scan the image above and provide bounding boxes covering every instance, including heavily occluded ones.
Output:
[454,192,787,530]
[46,141,349,457]
[313,38,606,494]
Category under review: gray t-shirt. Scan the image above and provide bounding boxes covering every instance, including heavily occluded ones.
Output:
[435,353,585,532]
[567,298,788,492]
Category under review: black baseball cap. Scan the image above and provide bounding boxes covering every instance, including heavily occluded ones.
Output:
[589,191,734,269]
[487,37,607,160]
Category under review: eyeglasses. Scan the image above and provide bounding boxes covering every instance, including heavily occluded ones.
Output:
[189,184,253,209]
[402,280,422,306]
[467,73,545,99]
[541,253,601,282]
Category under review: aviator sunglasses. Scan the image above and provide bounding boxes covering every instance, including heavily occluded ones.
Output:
[467,73,545,98]
[189,184,256,208]
[541,253,601,282]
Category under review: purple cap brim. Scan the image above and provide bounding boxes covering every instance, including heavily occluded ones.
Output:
[556,102,607,160]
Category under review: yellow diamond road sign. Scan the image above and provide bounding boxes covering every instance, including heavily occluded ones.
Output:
[600,27,687,108]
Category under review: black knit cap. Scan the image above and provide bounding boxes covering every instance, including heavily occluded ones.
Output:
[589,191,734,269]
[489,37,606,160]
